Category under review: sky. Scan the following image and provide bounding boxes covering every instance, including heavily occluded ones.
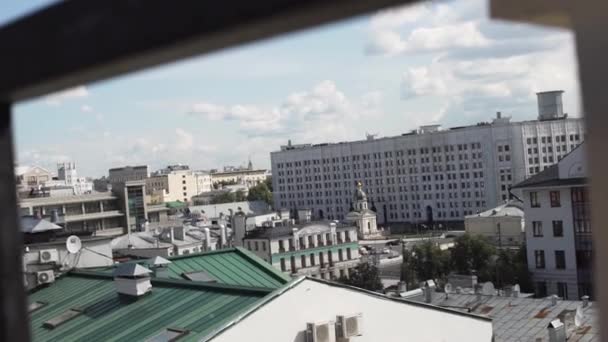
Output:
[7,0,580,178]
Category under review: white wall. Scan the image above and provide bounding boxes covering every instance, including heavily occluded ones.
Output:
[523,187,578,299]
[465,215,524,245]
[212,279,493,342]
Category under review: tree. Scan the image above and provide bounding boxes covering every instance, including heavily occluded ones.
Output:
[210,191,236,204]
[400,246,416,289]
[264,177,273,192]
[235,189,247,202]
[338,262,383,292]
[450,233,496,277]
[411,241,450,282]
[247,182,273,205]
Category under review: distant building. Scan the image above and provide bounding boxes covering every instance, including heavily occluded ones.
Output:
[242,209,360,280]
[271,91,585,224]
[464,201,524,246]
[57,162,93,195]
[513,142,590,300]
[108,165,149,183]
[15,165,52,190]
[344,182,380,239]
[146,165,211,204]
[210,163,270,188]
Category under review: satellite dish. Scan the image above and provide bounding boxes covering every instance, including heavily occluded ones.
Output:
[482,282,495,296]
[444,283,453,293]
[66,235,82,254]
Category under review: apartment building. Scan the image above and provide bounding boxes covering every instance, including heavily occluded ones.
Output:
[108,165,149,183]
[513,143,590,300]
[146,165,212,204]
[210,164,270,188]
[464,201,525,246]
[243,211,360,280]
[271,91,584,225]
[15,166,52,190]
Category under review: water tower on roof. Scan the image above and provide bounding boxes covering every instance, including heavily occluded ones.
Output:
[536,90,565,121]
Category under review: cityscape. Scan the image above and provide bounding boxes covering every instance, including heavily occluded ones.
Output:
[7,0,600,342]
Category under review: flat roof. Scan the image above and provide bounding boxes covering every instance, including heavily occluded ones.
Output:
[64,210,124,223]
[19,193,117,207]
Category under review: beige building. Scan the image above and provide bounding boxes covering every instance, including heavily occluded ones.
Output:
[210,167,270,188]
[464,201,524,246]
[146,165,211,204]
[15,166,52,190]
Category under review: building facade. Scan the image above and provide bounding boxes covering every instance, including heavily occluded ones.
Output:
[271,91,584,224]
[108,165,149,183]
[57,162,93,195]
[514,143,590,300]
[210,166,270,188]
[15,166,52,190]
[464,201,524,246]
[243,216,360,280]
[146,165,212,204]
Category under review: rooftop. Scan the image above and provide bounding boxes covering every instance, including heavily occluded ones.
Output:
[245,220,356,240]
[97,247,291,289]
[19,193,117,206]
[465,201,524,219]
[28,271,271,342]
[406,292,598,341]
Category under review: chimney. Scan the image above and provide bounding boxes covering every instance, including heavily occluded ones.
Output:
[51,209,59,223]
[582,295,590,308]
[219,224,227,248]
[496,111,502,119]
[148,256,171,278]
[173,226,184,241]
[551,294,558,306]
[113,263,153,297]
[547,319,566,342]
[203,227,211,251]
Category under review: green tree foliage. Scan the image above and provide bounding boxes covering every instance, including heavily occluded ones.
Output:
[264,177,273,192]
[235,189,247,202]
[411,241,450,281]
[338,262,383,292]
[210,191,236,204]
[450,233,496,276]
[400,247,416,288]
[247,182,273,205]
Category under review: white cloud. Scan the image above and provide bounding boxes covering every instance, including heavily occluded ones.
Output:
[175,128,194,151]
[81,104,93,112]
[45,86,89,106]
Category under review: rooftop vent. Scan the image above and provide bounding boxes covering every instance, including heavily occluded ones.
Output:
[306,321,335,342]
[336,314,363,339]
[148,256,171,278]
[547,319,566,342]
[113,263,152,297]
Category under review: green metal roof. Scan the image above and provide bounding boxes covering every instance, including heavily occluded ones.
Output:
[96,247,291,289]
[29,272,271,342]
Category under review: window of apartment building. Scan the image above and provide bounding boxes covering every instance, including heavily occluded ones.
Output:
[535,250,545,269]
[290,256,296,272]
[346,248,352,260]
[247,241,251,250]
[279,240,285,252]
[530,192,540,207]
[280,258,286,271]
[557,282,568,299]
[310,253,315,266]
[308,235,314,247]
[553,221,564,237]
[550,191,561,207]
[555,250,566,269]
[301,255,306,268]
[254,241,259,251]
[262,242,266,251]
[319,252,325,266]
[536,281,547,297]
[533,221,543,237]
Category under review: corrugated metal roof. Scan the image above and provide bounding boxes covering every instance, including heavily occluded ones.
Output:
[28,273,268,342]
[95,247,290,289]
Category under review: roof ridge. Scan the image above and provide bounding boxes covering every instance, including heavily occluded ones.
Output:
[234,247,292,283]
[69,269,274,294]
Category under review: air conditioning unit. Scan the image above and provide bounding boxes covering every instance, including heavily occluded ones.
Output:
[39,249,59,264]
[36,270,55,285]
[336,314,363,338]
[306,322,336,342]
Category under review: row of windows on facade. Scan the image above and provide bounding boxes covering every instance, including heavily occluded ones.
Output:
[535,281,571,300]
[527,144,576,156]
[529,191,563,208]
[279,248,354,272]
[279,181,487,196]
[275,156,487,177]
[246,232,353,252]
[526,134,580,145]
[275,143,486,169]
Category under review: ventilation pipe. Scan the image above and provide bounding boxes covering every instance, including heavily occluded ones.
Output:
[551,294,558,306]
[219,224,227,248]
[547,319,566,342]
[582,295,590,308]
[113,263,152,297]
[203,227,211,251]
[51,209,59,223]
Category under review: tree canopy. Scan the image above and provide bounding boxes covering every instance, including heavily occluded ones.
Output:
[450,233,496,276]
[338,262,383,292]
[411,241,450,282]
[247,181,273,205]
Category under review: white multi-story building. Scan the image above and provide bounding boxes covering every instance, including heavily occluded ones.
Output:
[210,162,270,188]
[271,91,584,225]
[56,162,93,195]
[513,142,590,300]
[193,170,213,194]
[464,201,524,246]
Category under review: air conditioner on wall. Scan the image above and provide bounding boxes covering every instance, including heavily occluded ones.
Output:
[36,270,55,285]
[336,314,363,338]
[39,249,59,263]
[306,321,336,342]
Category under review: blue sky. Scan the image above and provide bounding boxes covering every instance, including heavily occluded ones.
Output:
[8,0,579,177]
